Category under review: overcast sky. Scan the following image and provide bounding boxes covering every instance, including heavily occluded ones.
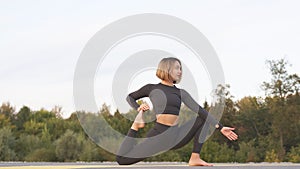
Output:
[1,0,299,118]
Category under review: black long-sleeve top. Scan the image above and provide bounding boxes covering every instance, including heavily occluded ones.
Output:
[126,83,223,128]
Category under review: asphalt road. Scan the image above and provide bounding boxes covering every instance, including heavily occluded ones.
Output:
[0,162,299,169]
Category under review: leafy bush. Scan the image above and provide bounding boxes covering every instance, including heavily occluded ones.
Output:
[286,145,300,163]
[25,148,56,162]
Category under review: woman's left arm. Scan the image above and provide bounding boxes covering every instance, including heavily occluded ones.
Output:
[181,89,223,130]
[181,89,238,140]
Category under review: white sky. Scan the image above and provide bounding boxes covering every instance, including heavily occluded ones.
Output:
[1,0,299,118]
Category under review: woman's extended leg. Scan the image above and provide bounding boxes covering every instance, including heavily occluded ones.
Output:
[170,115,213,166]
[170,115,206,151]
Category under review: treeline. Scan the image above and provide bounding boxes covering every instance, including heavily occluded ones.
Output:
[0,58,299,162]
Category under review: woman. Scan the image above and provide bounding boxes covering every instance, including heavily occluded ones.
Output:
[116,57,238,166]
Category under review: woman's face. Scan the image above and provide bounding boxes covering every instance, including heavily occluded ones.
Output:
[170,61,182,82]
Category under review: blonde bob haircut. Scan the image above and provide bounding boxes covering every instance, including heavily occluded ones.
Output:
[156,57,182,84]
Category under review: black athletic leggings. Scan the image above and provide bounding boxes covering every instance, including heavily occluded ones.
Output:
[116,115,207,165]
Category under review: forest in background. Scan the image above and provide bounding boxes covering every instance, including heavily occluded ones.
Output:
[0,58,299,162]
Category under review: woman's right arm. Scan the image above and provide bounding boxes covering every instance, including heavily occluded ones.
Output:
[126,84,152,110]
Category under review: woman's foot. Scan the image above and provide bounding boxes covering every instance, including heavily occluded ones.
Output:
[188,153,213,166]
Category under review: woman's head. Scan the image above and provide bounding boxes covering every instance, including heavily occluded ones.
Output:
[156,57,182,84]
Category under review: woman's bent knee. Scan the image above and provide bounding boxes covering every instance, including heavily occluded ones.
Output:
[116,155,132,165]
[116,155,141,165]
[116,155,127,165]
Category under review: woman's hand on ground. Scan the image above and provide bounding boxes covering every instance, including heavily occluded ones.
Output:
[220,127,238,141]
[137,103,150,112]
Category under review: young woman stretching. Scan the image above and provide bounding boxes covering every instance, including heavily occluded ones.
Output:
[116,57,238,166]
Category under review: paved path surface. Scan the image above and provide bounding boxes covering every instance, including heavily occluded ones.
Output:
[0,162,299,169]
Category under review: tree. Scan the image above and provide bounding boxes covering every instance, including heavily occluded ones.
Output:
[14,106,31,130]
[236,97,271,141]
[15,134,42,160]
[262,58,300,160]
[51,105,63,119]
[0,102,15,119]
[212,85,239,149]
[0,102,16,129]
[262,59,300,99]
[0,127,17,160]
[78,136,102,162]
[55,130,82,161]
